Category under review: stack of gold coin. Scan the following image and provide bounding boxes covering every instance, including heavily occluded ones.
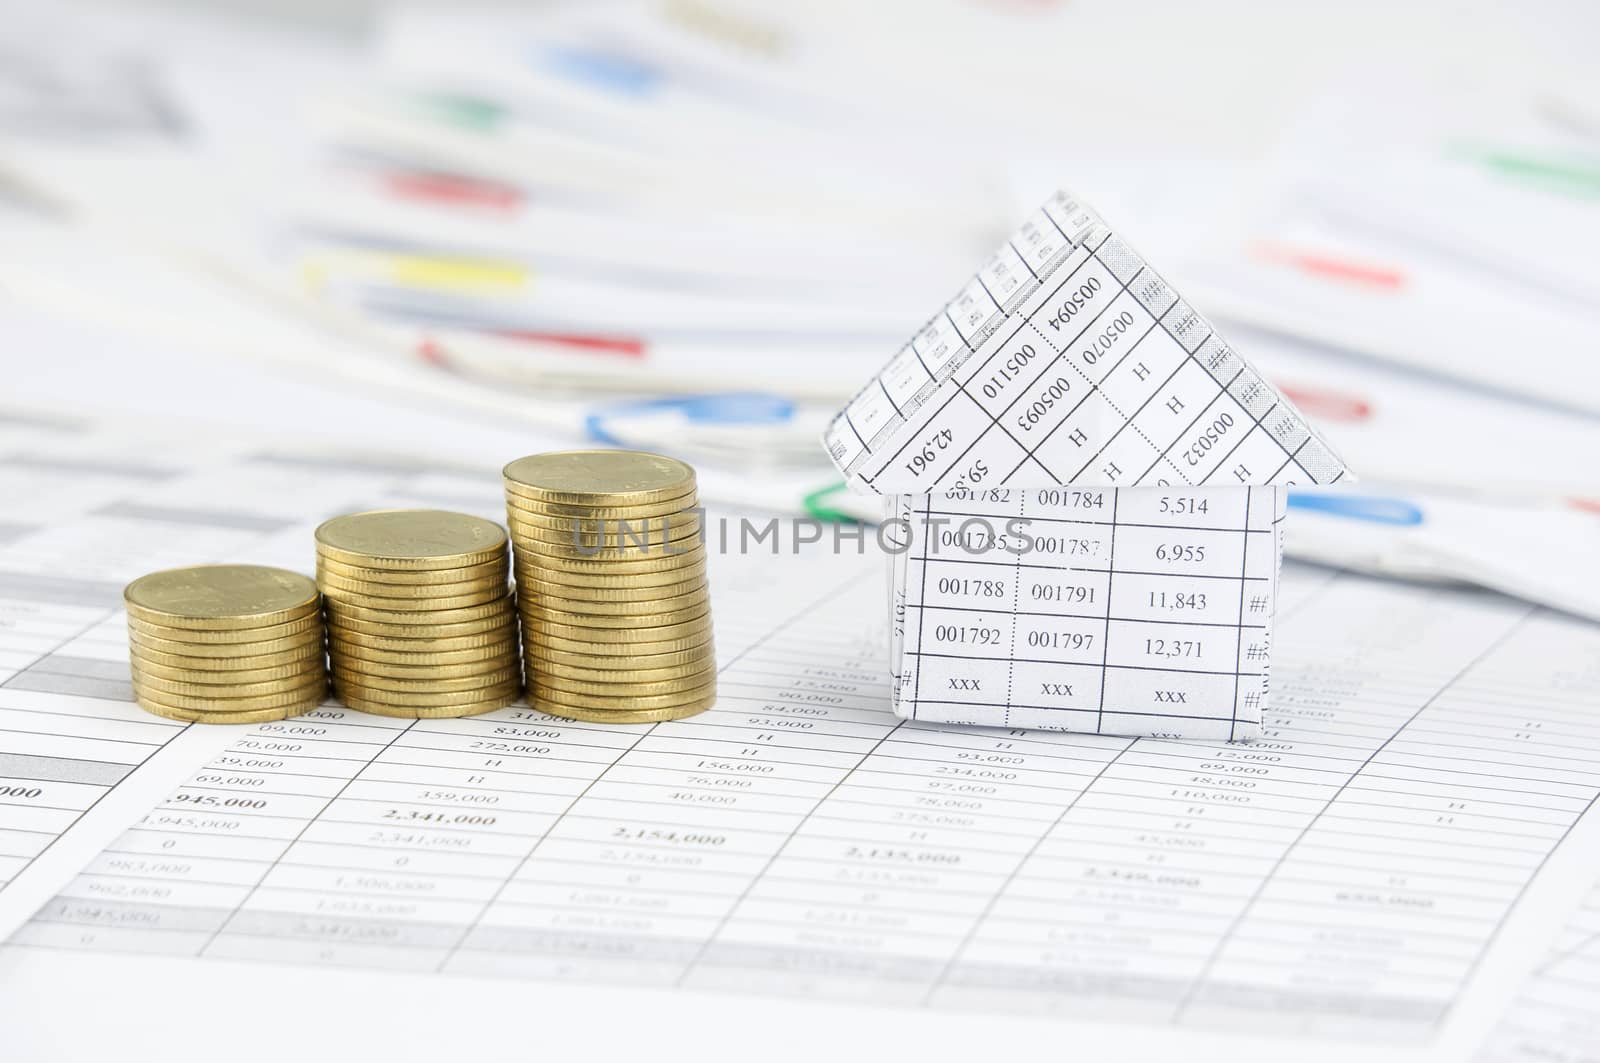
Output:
[125,565,328,724]
[315,509,521,718]
[503,450,715,724]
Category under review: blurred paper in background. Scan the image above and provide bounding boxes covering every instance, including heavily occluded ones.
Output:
[1,0,1598,611]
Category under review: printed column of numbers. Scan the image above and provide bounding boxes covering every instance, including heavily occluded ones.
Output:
[1185,609,1600,1034]
[446,615,896,984]
[901,487,1272,737]
[925,575,1542,1025]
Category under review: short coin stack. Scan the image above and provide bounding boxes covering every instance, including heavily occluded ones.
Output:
[124,565,328,724]
[315,509,521,718]
[504,450,715,724]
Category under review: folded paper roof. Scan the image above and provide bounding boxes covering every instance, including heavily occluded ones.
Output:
[823,189,1350,494]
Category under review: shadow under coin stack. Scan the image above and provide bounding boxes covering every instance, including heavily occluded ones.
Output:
[315,509,522,718]
[503,450,716,724]
[124,565,328,723]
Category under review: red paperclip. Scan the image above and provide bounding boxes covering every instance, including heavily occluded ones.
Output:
[1275,383,1373,423]
[1251,242,1406,291]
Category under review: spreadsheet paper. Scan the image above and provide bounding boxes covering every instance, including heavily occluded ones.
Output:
[1476,876,1600,1061]
[0,413,261,938]
[5,410,1600,1048]
[889,486,1284,741]
[822,189,1348,495]
[13,550,1600,1040]
[0,410,518,937]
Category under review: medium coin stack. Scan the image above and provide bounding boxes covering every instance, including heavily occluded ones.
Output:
[315,509,521,718]
[504,450,715,724]
[125,565,328,724]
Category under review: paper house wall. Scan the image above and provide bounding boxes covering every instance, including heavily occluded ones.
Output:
[822,190,1351,742]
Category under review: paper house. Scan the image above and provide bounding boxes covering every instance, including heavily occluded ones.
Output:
[822,189,1350,742]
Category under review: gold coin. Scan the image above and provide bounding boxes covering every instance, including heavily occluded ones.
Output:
[506,508,701,538]
[506,498,699,524]
[315,509,507,571]
[532,634,712,661]
[325,610,515,639]
[515,574,705,604]
[507,536,703,563]
[520,609,712,638]
[336,686,518,719]
[508,512,701,542]
[315,554,506,586]
[332,675,522,707]
[502,450,695,507]
[534,640,710,665]
[521,578,707,607]
[129,643,323,672]
[330,664,520,694]
[125,611,322,645]
[509,563,716,591]
[510,538,703,567]
[504,499,699,526]
[330,649,516,676]
[532,670,712,698]
[320,582,505,605]
[531,692,714,724]
[327,632,514,658]
[512,550,700,576]
[329,640,516,669]
[531,653,713,685]
[522,606,710,634]
[129,626,322,659]
[323,623,516,653]
[130,660,324,691]
[124,566,319,630]
[532,680,715,711]
[331,660,517,685]
[324,596,514,626]
[317,568,508,602]
[131,663,327,699]
[520,584,709,617]
[133,695,322,725]
[522,545,707,576]
[524,643,713,669]
[128,653,327,684]
[319,579,509,611]
[522,615,711,644]
[329,632,514,661]
[131,675,330,712]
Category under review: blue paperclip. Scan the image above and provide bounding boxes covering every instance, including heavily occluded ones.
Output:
[537,45,664,97]
[585,393,795,447]
[1287,492,1424,526]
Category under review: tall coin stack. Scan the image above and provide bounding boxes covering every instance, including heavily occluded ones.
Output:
[315,509,522,718]
[503,451,716,724]
[125,565,328,724]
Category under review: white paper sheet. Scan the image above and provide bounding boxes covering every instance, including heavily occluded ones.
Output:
[1181,60,1600,421]
[892,486,1284,740]
[0,403,541,940]
[1188,209,1600,421]
[1227,325,1600,503]
[1286,487,1600,624]
[0,416,249,938]
[1476,875,1600,1061]
[823,189,1349,495]
[12,537,1600,1042]
[0,686,235,944]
